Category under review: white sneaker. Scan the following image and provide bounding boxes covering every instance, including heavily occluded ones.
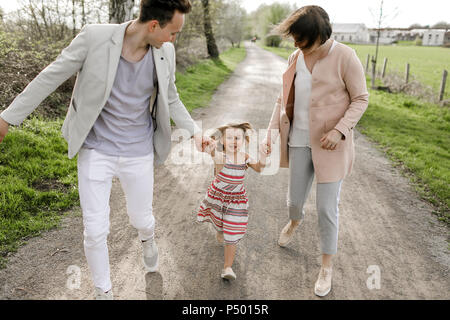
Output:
[221,267,236,281]
[278,219,303,247]
[142,239,159,272]
[314,266,332,297]
[94,287,113,300]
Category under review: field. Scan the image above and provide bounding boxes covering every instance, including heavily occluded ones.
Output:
[260,41,450,100]
[349,44,450,100]
[260,44,450,224]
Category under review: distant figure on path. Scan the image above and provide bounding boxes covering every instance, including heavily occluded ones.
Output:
[0,0,214,300]
[262,5,369,297]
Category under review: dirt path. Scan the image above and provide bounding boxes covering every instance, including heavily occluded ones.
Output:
[0,43,448,300]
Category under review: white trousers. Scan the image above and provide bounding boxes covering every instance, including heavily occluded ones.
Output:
[77,148,155,292]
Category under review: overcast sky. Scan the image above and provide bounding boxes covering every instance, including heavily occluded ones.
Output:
[0,0,448,28]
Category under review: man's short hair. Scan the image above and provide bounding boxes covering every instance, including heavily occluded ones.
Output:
[139,0,192,27]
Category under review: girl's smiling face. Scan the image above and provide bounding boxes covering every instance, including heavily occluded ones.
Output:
[222,128,245,153]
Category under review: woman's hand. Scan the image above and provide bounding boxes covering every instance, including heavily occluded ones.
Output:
[320,129,343,150]
[260,139,272,155]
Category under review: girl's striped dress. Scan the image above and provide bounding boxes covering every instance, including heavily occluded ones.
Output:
[197,155,249,244]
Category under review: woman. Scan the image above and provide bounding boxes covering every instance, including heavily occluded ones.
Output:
[263,6,369,297]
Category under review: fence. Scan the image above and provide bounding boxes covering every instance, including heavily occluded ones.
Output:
[365,53,448,103]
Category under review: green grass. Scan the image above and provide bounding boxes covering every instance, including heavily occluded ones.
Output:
[0,117,78,268]
[261,45,450,224]
[0,46,247,268]
[348,44,450,100]
[176,47,247,112]
[358,91,450,223]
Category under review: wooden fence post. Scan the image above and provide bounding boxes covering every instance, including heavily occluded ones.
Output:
[405,63,410,84]
[365,54,370,73]
[371,56,376,89]
[439,70,448,102]
[382,58,388,78]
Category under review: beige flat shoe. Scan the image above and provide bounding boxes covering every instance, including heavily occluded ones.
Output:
[314,266,332,297]
[278,220,302,247]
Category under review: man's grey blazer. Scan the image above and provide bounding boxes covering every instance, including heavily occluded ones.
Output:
[0,21,201,166]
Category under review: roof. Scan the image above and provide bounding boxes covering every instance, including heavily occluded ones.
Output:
[332,23,367,33]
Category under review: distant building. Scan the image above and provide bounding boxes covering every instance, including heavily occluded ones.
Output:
[368,28,429,44]
[422,29,450,46]
[331,23,370,44]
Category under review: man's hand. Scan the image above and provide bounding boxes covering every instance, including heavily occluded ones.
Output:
[320,129,343,150]
[194,134,215,153]
[0,117,9,144]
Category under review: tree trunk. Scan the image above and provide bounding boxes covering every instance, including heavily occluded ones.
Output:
[201,0,219,58]
[81,0,87,26]
[72,0,77,37]
[109,0,135,24]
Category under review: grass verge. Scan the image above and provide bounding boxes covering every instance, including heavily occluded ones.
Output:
[260,45,450,225]
[176,47,247,112]
[0,46,247,268]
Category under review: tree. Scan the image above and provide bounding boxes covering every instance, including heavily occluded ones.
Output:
[368,0,398,88]
[409,23,423,29]
[0,6,4,23]
[201,0,219,58]
[109,0,135,23]
[216,0,247,48]
[247,2,292,47]
[432,21,449,29]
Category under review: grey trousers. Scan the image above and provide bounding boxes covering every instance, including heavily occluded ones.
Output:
[287,147,342,255]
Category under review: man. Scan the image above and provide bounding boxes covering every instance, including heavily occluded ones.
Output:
[0,0,213,299]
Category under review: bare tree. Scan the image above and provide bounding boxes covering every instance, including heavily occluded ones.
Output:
[369,0,398,88]
[109,0,135,24]
[201,0,219,58]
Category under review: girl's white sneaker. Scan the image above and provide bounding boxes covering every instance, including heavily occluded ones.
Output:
[221,267,236,281]
[314,266,332,297]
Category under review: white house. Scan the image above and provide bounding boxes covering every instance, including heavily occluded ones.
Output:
[422,29,450,46]
[332,23,370,44]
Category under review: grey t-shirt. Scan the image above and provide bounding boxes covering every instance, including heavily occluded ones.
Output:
[82,47,155,157]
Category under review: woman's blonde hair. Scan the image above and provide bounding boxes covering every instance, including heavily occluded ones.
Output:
[211,122,253,152]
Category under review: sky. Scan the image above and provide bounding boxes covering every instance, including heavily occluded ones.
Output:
[0,0,448,28]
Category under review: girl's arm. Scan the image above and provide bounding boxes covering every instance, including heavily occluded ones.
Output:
[246,151,268,173]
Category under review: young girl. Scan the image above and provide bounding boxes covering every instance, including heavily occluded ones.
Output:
[197,122,268,280]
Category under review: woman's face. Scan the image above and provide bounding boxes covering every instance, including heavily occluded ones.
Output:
[222,128,245,153]
[293,37,321,55]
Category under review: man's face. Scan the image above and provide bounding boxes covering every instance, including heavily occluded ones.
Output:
[148,10,184,48]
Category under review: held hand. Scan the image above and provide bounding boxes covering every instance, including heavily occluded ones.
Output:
[0,117,9,144]
[260,139,272,156]
[194,134,215,153]
[203,139,217,154]
[320,129,343,150]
